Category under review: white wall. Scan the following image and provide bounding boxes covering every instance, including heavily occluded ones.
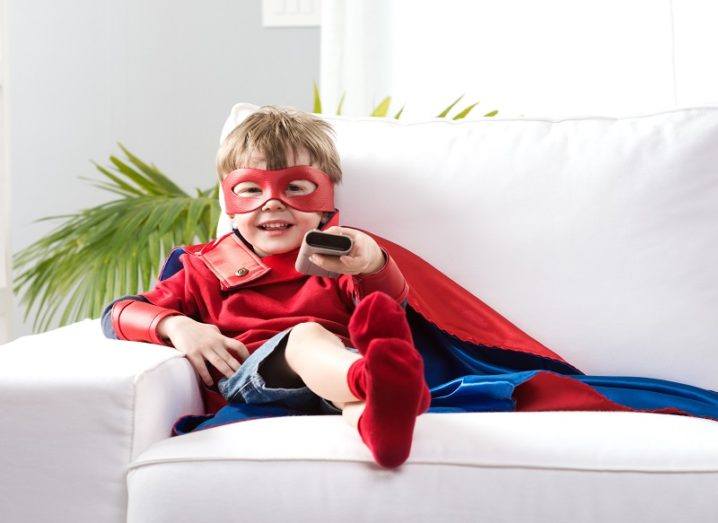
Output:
[6,0,319,340]
[320,0,718,119]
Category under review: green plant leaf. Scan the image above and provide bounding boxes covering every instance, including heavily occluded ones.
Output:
[108,156,163,195]
[370,96,391,117]
[313,81,322,113]
[437,95,464,118]
[78,176,137,198]
[336,92,346,115]
[394,105,405,119]
[483,110,498,117]
[118,143,186,195]
[453,102,480,120]
[183,198,208,244]
[12,146,221,332]
[89,162,144,196]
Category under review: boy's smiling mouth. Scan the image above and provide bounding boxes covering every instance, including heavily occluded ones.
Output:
[257,220,295,232]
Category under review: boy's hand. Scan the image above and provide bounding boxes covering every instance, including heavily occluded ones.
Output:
[309,226,385,276]
[157,315,249,386]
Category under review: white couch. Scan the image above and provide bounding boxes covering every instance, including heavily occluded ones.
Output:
[2,104,718,523]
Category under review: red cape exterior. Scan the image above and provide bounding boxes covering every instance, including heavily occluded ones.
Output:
[360,229,582,373]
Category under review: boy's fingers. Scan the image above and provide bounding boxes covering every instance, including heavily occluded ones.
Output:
[323,225,354,237]
[206,351,235,379]
[215,345,242,371]
[188,354,213,386]
[311,253,360,274]
[224,338,250,362]
[339,254,360,265]
[309,253,325,266]
[311,253,337,271]
[330,226,360,239]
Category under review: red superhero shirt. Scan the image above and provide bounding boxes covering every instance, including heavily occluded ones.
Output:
[138,228,409,359]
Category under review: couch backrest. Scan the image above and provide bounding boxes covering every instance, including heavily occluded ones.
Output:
[217,103,718,390]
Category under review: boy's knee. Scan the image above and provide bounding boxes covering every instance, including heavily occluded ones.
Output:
[286,322,340,360]
[292,321,342,345]
[292,321,327,339]
[286,321,324,358]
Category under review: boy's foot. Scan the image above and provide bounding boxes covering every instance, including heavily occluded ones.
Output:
[346,290,431,413]
[345,290,432,467]
[353,337,429,469]
[348,291,413,353]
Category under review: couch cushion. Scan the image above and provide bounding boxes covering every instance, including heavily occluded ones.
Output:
[218,105,718,391]
[127,411,718,522]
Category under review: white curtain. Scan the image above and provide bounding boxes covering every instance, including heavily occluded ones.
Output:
[320,0,718,119]
[319,0,395,117]
[0,0,9,344]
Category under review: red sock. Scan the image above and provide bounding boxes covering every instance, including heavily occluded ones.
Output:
[347,290,431,411]
[345,291,432,468]
[350,338,429,468]
[348,291,413,353]
[346,358,367,400]
[347,358,431,414]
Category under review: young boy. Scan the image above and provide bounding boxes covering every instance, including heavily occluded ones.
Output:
[102,105,431,469]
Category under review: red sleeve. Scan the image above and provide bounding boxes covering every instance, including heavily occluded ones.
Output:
[110,254,200,346]
[339,248,409,306]
[111,299,181,346]
[140,254,199,318]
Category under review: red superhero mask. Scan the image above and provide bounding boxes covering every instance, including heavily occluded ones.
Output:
[222,165,335,214]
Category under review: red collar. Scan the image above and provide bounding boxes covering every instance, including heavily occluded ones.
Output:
[185,210,341,290]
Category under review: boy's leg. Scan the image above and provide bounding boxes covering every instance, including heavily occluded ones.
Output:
[341,401,365,428]
[262,322,363,405]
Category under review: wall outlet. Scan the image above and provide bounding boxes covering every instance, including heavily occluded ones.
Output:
[262,0,321,27]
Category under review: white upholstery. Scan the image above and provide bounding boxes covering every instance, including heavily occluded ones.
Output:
[127,412,718,523]
[2,105,717,522]
[0,319,203,523]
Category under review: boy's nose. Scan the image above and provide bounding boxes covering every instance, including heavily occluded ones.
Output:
[262,198,286,211]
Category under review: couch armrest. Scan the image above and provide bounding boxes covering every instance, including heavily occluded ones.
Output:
[0,319,203,523]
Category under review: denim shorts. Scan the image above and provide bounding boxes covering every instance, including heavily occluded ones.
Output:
[217,326,360,415]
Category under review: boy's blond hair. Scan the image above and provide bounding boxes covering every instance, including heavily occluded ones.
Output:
[216,105,342,184]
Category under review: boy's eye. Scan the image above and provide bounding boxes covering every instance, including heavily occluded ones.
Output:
[231,180,316,196]
[286,180,317,195]
[232,185,261,196]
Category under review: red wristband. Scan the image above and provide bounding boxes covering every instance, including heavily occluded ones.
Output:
[111,299,181,346]
[353,248,409,303]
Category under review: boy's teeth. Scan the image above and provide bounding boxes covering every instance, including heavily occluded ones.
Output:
[261,223,291,229]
